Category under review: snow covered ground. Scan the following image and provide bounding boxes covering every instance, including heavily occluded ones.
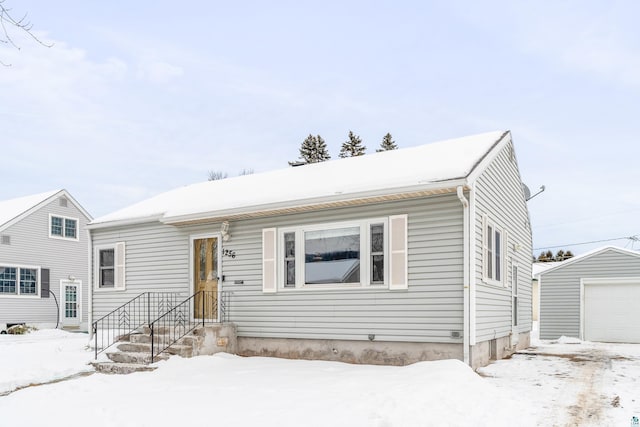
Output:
[0,328,639,426]
[0,329,94,395]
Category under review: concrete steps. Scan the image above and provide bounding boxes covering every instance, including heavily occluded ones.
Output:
[92,323,236,375]
[93,329,199,374]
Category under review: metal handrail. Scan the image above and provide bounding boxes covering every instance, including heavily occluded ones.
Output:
[92,292,182,359]
[149,290,227,362]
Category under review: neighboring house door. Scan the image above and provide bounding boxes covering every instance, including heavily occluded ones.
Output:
[193,236,220,320]
[60,280,81,328]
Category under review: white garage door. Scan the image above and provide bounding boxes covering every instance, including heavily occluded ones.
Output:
[584,281,640,343]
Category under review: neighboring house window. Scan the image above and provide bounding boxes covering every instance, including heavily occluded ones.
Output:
[483,216,504,285]
[50,215,78,240]
[0,265,39,296]
[95,242,126,290]
[269,217,402,290]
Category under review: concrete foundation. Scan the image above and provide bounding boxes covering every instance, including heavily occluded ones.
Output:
[192,323,238,356]
[469,332,531,369]
[237,337,463,366]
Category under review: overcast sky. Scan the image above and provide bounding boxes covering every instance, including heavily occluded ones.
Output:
[1,1,638,256]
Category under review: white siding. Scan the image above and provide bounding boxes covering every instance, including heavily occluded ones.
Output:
[473,140,533,342]
[92,195,466,343]
[0,196,90,330]
[539,249,640,340]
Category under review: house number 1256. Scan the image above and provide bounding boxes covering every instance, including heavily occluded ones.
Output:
[223,249,236,259]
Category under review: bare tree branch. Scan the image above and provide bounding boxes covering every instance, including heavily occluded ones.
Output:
[0,0,52,66]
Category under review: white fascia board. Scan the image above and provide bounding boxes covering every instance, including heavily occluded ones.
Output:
[161,179,470,225]
[86,214,165,230]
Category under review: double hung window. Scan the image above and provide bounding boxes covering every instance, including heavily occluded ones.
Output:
[483,216,504,285]
[95,243,126,290]
[0,265,39,296]
[50,215,78,240]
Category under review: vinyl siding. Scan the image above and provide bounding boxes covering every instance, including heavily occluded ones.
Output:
[473,140,533,342]
[91,195,466,343]
[539,249,640,340]
[0,195,90,330]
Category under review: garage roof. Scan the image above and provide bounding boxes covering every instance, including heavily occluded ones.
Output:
[535,246,640,277]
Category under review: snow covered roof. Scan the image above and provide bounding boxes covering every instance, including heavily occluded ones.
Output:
[531,262,562,278]
[90,130,510,228]
[0,190,92,233]
[535,246,640,277]
[0,190,61,231]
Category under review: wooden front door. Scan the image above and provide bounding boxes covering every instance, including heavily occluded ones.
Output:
[194,237,219,320]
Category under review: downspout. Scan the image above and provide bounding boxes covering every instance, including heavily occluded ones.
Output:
[457,186,470,365]
[87,229,93,340]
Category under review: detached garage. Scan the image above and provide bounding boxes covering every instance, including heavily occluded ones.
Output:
[536,246,640,343]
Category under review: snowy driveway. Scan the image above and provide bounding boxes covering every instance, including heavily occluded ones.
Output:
[479,337,640,426]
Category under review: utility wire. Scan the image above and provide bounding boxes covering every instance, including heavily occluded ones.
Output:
[533,235,639,251]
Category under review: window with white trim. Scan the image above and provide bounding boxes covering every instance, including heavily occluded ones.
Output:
[50,215,78,240]
[483,216,504,285]
[0,265,39,296]
[277,218,389,289]
[95,242,126,290]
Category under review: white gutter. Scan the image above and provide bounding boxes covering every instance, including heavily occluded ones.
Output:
[457,185,470,366]
[468,184,477,347]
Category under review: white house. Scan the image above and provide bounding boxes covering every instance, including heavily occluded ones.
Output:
[89,130,532,368]
[0,190,92,332]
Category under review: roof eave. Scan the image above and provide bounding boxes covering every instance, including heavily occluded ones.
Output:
[87,214,165,230]
[161,179,470,226]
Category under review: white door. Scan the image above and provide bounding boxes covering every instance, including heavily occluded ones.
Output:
[60,280,81,328]
[583,280,640,343]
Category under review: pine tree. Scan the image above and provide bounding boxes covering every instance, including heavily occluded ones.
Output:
[298,134,331,164]
[339,131,366,158]
[376,133,398,152]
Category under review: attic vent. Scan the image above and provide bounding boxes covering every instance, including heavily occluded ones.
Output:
[59,197,68,207]
[1,235,10,245]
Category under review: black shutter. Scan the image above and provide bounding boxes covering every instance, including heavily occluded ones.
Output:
[41,268,50,298]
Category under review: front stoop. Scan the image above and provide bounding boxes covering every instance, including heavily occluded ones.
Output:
[92,323,237,375]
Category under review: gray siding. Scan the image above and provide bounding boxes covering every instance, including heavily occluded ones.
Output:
[473,140,533,342]
[539,249,640,339]
[0,195,90,330]
[92,195,466,343]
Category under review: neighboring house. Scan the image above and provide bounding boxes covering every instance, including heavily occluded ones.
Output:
[88,130,532,368]
[0,190,92,332]
[536,246,640,343]
[531,261,561,322]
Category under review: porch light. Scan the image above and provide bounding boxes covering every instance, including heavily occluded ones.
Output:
[221,221,231,241]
